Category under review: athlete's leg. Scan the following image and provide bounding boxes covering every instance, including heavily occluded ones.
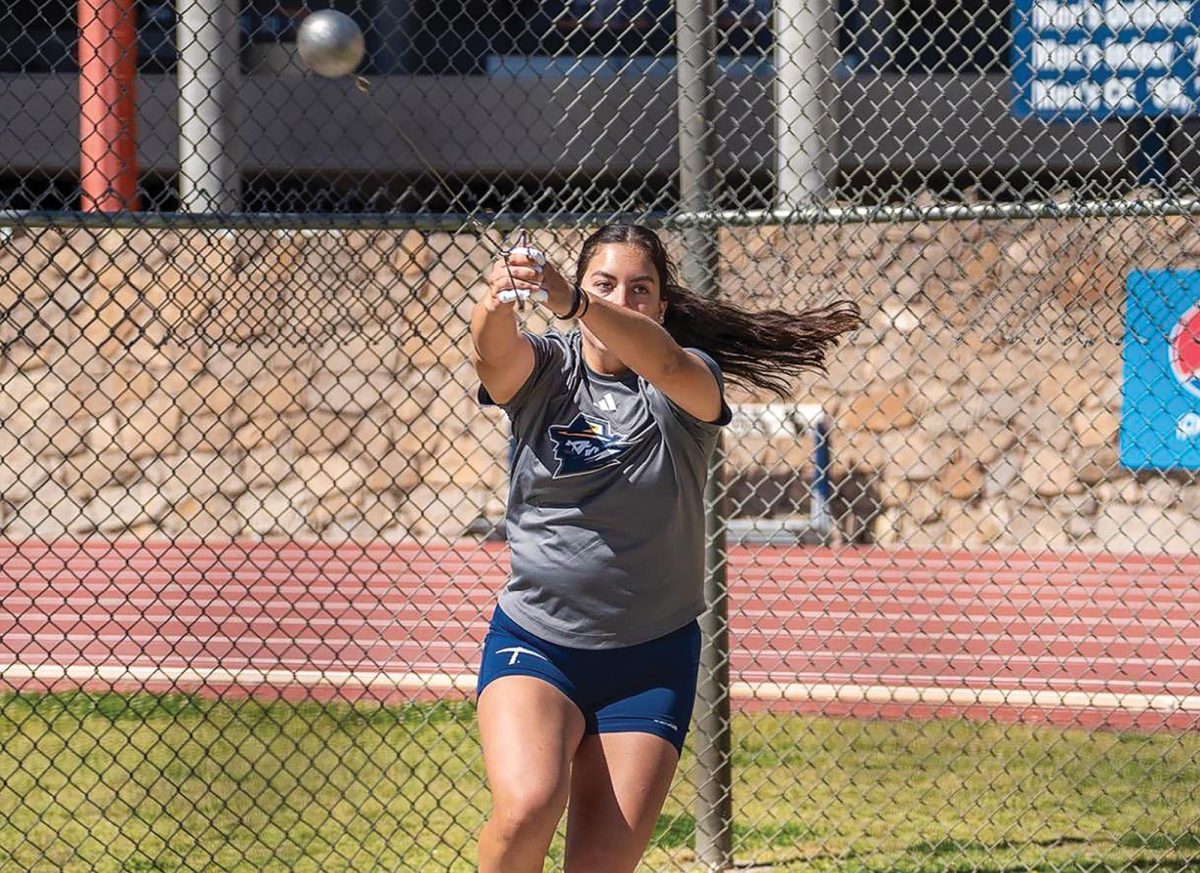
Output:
[477,675,586,873]
[562,731,680,873]
[561,619,700,872]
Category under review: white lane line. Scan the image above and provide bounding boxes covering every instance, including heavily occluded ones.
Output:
[0,662,480,693]
[729,681,1200,713]
[0,612,463,632]
[3,661,1199,714]
[4,633,1197,672]
[3,596,1195,631]
[7,614,1200,646]
[18,659,1197,696]
[7,607,1200,634]
[6,644,1200,679]
[734,670,1200,694]
[5,586,1193,605]
[5,554,1197,571]
[5,637,1199,668]
[12,659,1194,696]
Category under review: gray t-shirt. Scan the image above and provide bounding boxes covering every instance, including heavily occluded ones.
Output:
[479,329,731,648]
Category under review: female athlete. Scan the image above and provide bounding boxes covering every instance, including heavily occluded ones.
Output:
[470,223,859,872]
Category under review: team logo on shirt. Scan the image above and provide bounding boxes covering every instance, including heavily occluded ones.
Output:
[547,413,632,477]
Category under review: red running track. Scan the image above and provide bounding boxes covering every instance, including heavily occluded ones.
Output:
[1,540,1199,733]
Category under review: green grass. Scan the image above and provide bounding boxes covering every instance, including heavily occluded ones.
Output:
[1,692,1199,872]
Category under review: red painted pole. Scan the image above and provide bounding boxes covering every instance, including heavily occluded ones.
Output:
[79,0,139,211]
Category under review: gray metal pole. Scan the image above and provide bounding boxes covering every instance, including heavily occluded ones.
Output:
[177,0,240,212]
[775,0,833,209]
[697,440,733,870]
[675,0,732,869]
[675,0,718,294]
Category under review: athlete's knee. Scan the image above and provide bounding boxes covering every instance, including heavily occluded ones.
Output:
[488,783,566,846]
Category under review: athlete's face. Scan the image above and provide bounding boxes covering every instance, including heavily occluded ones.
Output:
[579,243,667,370]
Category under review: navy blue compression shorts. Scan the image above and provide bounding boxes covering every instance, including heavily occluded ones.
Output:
[476,605,701,756]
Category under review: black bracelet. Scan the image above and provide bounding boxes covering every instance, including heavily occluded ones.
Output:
[557,285,586,320]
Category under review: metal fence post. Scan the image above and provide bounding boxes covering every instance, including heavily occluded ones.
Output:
[79,0,139,211]
[696,442,733,870]
[775,0,834,209]
[675,0,732,868]
[178,0,240,211]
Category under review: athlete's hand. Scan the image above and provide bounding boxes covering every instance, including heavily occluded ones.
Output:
[484,253,533,313]
[487,247,573,317]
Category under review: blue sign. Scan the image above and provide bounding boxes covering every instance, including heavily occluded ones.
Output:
[1012,0,1200,119]
[1122,270,1200,469]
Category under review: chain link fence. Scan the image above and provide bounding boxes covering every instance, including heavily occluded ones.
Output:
[3,0,1200,871]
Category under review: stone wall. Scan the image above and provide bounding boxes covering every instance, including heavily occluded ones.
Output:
[717,209,1200,554]
[0,227,511,543]
[2,215,1198,552]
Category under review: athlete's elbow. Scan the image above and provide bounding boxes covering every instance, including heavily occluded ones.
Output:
[649,347,690,382]
[469,324,510,370]
[468,347,485,373]
[467,330,488,370]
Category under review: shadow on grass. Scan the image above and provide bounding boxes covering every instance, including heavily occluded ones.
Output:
[0,690,478,731]
[892,858,1200,873]
[651,812,819,851]
[0,689,207,724]
[653,825,1200,873]
[907,829,1200,868]
[1118,831,1200,852]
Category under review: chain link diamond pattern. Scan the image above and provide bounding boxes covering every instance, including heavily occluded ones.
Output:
[2,2,1200,871]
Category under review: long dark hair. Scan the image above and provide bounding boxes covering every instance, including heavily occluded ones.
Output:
[574,224,862,396]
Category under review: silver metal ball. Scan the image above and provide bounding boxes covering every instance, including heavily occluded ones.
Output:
[296,9,365,79]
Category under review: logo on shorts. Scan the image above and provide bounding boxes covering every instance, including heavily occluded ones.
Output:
[547,413,632,478]
[652,718,678,732]
[1170,302,1200,399]
[495,646,549,666]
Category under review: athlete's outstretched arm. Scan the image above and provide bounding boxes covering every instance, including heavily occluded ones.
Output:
[471,256,536,405]
[497,252,722,422]
[577,297,722,423]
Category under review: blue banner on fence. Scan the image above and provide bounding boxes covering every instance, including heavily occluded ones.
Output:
[1122,270,1200,470]
[1012,0,1200,119]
